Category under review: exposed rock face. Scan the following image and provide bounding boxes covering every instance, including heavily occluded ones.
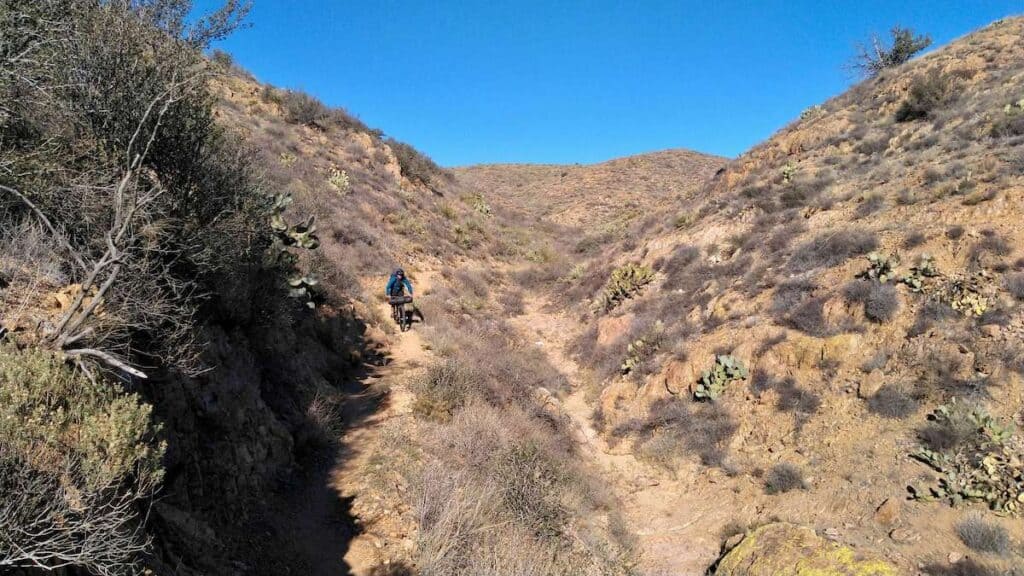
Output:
[715,523,900,576]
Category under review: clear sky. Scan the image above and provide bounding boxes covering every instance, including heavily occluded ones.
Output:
[196,1,1021,166]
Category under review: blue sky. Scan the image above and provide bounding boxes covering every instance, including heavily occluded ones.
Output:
[196,1,1021,166]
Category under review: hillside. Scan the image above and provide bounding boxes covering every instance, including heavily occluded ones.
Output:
[551,16,1024,575]
[454,150,725,231]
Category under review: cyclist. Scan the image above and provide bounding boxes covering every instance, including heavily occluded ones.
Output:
[385,268,414,324]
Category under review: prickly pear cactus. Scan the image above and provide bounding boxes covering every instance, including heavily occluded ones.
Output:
[695,354,748,401]
[858,252,898,283]
[1004,98,1024,116]
[594,263,654,312]
[900,253,939,293]
[287,275,320,308]
[267,192,322,308]
[909,401,1024,515]
[943,272,992,317]
[620,322,664,375]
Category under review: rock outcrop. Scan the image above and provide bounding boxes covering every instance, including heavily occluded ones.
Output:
[715,523,900,576]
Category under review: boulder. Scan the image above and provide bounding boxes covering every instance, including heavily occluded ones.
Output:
[715,523,900,576]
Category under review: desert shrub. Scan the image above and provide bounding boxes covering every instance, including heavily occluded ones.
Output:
[0,342,163,573]
[772,377,821,415]
[281,89,330,126]
[865,283,900,322]
[0,0,274,376]
[896,189,919,205]
[410,359,481,421]
[991,100,1024,138]
[772,280,831,336]
[1005,273,1024,301]
[764,463,806,494]
[634,400,738,468]
[789,229,878,272]
[852,26,932,77]
[412,403,632,576]
[895,70,952,122]
[903,231,926,249]
[922,559,1020,576]
[661,244,701,284]
[386,138,445,186]
[568,324,623,384]
[855,194,885,218]
[969,232,1013,262]
[766,221,807,254]
[867,384,918,419]
[498,290,525,315]
[854,134,890,156]
[956,513,1010,555]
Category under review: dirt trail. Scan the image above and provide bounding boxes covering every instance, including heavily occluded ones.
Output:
[332,269,731,575]
[332,274,435,576]
[509,293,736,576]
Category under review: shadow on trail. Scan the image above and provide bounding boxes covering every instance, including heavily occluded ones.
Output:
[142,307,399,576]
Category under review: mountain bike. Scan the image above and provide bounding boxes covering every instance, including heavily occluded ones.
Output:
[390,295,413,332]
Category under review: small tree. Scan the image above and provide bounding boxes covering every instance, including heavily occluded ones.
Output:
[852,26,932,78]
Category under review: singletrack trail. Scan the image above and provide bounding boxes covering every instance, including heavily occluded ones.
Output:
[331,273,435,575]
[508,291,739,576]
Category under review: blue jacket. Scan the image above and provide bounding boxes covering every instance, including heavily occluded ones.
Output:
[385,274,413,297]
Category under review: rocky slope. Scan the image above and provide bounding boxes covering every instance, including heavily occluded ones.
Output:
[552,16,1024,575]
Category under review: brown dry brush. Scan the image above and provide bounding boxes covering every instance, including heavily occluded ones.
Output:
[0,0,267,380]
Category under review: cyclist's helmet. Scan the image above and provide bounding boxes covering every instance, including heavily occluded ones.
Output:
[395,268,405,277]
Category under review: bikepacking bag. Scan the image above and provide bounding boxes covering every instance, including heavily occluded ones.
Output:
[390,295,413,305]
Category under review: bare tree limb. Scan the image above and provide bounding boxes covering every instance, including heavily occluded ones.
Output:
[63,348,148,379]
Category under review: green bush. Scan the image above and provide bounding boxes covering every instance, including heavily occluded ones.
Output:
[281,89,331,126]
[853,26,932,78]
[0,341,163,572]
[895,70,951,122]
[386,137,447,186]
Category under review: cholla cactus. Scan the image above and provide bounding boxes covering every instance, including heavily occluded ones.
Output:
[695,355,748,401]
[327,167,350,193]
[782,162,798,183]
[1003,98,1024,115]
[470,192,491,216]
[800,105,824,120]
